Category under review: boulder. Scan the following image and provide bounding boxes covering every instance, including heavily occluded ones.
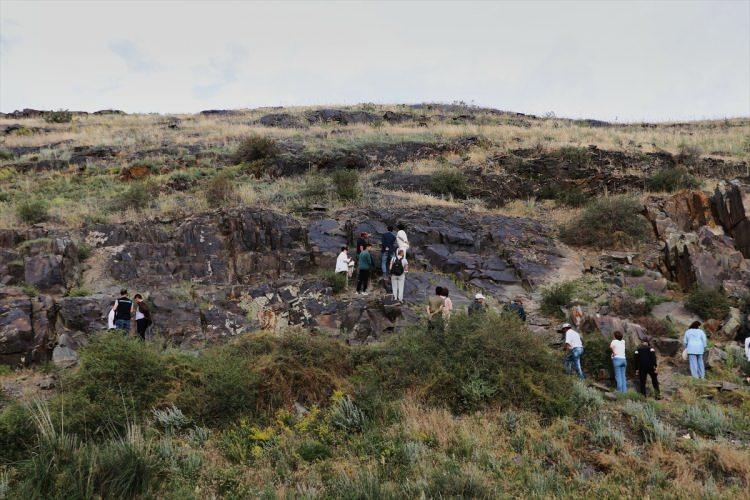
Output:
[0,288,33,362]
[705,346,727,368]
[718,308,742,341]
[57,295,111,333]
[52,332,78,367]
[651,301,700,328]
[652,337,682,357]
[258,113,303,128]
[593,315,648,346]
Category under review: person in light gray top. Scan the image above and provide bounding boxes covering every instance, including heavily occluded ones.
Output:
[683,321,707,379]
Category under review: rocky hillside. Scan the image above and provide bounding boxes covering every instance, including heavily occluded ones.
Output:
[1,105,749,498]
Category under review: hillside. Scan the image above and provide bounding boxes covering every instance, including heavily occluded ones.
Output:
[1,104,749,498]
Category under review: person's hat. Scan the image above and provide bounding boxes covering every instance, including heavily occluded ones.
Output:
[475,293,485,300]
[557,323,572,332]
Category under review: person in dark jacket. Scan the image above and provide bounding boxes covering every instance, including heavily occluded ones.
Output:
[468,293,487,316]
[111,289,133,332]
[133,294,152,341]
[634,339,660,399]
[381,226,397,278]
[506,297,526,322]
[356,243,376,294]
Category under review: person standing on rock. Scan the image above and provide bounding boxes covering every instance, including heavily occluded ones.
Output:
[610,331,627,393]
[356,243,375,295]
[427,286,445,330]
[684,321,707,379]
[634,339,660,399]
[396,223,409,257]
[133,294,152,341]
[559,323,584,379]
[335,246,353,286]
[468,293,487,316]
[389,248,408,302]
[506,297,526,322]
[381,226,397,279]
[111,289,133,333]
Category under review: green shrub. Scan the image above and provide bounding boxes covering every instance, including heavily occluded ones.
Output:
[298,439,332,462]
[16,199,49,224]
[589,415,625,451]
[646,166,700,192]
[205,172,237,207]
[375,312,574,417]
[538,185,587,207]
[0,403,35,464]
[110,181,153,211]
[554,146,590,167]
[232,135,278,164]
[44,109,73,123]
[429,168,470,198]
[685,287,730,320]
[67,286,91,297]
[56,333,172,436]
[331,169,362,201]
[321,270,347,294]
[77,243,93,261]
[540,281,577,318]
[676,143,702,165]
[20,283,40,297]
[622,400,675,444]
[680,403,731,438]
[560,196,650,248]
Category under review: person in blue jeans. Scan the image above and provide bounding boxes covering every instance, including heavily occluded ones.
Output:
[683,320,708,379]
[111,289,133,333]
[380,225,396,278]
[610,331,627,392]
[560,323,584,379]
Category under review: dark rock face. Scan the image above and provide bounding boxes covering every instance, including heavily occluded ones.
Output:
[712,180,750,258]
[258,113,304,128]
[645,189,750,293]
[305,109,378,125]
[0,288,52,366]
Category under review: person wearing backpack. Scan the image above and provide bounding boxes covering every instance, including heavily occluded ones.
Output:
[133,294,152,341]
[111,289,133,333]
[389,248,408,302]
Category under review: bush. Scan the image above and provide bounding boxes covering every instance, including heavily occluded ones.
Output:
[685,286,729,320]
[554,146,590,167]
[44,109,73,123]
[77,243,93,261]
[685,287,730,320]
[560,196,650,249]
[110,181,153,211]
[331,169,362,201]
[56,333,173,436]
[622,400,675,444]
[538,185,587,207]
[321,270,347,294]
[646,166,700,192]
[205,172,237,207]
[429,168,470,198]
[375,312,574,417]
[681,403,731,438]
[676,143,702,166]
[232,135,278,164]
[0,403,35,464]
[298,439,332,462]
[67,286,91,297]
[540,281,577,318]
[16,199,49,224]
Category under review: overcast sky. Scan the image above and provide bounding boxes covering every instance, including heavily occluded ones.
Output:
[1,0,748,121]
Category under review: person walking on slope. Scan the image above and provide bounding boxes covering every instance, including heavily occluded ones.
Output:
[389,248,408,302]
[356,243,376,294]
[439,287,453,320]
[427,286,445,330]
[559,323,584,379]
[111,289,133,333]
[396,223,409,257]
[134,294,152,341]
[381,226,397,279]
[634,338,660,399]
[610,331,627,392]
[684,321,708,379]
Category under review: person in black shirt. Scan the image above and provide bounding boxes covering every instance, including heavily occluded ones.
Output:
[506,297,526,322]
[634,339,660,399]
[134,294,152,341]
[381,226,397,278]
[111,289,133,333]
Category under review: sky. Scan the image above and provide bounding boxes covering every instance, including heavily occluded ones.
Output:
[1,0,749,122]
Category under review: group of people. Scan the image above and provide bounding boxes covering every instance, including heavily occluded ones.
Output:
[107,289,152,340]
[335,224,410,299]
[559,319,743,397]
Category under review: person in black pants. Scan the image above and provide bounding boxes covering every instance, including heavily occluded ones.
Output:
[634,339,660,399]
[111,289,133,333]
[133,294,152,341]
[356,243,375,294]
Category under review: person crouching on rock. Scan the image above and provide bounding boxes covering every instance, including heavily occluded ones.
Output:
[559,323,584,379]
[356,243,375,295]
[389,247,408,302]
[634,338,660,399]
[111,289,133,333]
[134,294,152,341]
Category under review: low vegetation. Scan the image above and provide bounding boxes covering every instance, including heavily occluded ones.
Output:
[16,199,49,224]
[685,287,730,320]
[646,166,700,192]
[429,168,470,198]
[560,195,650,248]
[232,134,279,164]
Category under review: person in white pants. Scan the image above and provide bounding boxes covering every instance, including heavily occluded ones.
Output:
[389,248,408,302]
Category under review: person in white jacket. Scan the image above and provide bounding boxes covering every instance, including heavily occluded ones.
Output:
[396,223,409,257]
[335,247,353,287]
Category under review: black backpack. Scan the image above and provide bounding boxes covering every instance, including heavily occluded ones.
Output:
[391,258,404,276]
